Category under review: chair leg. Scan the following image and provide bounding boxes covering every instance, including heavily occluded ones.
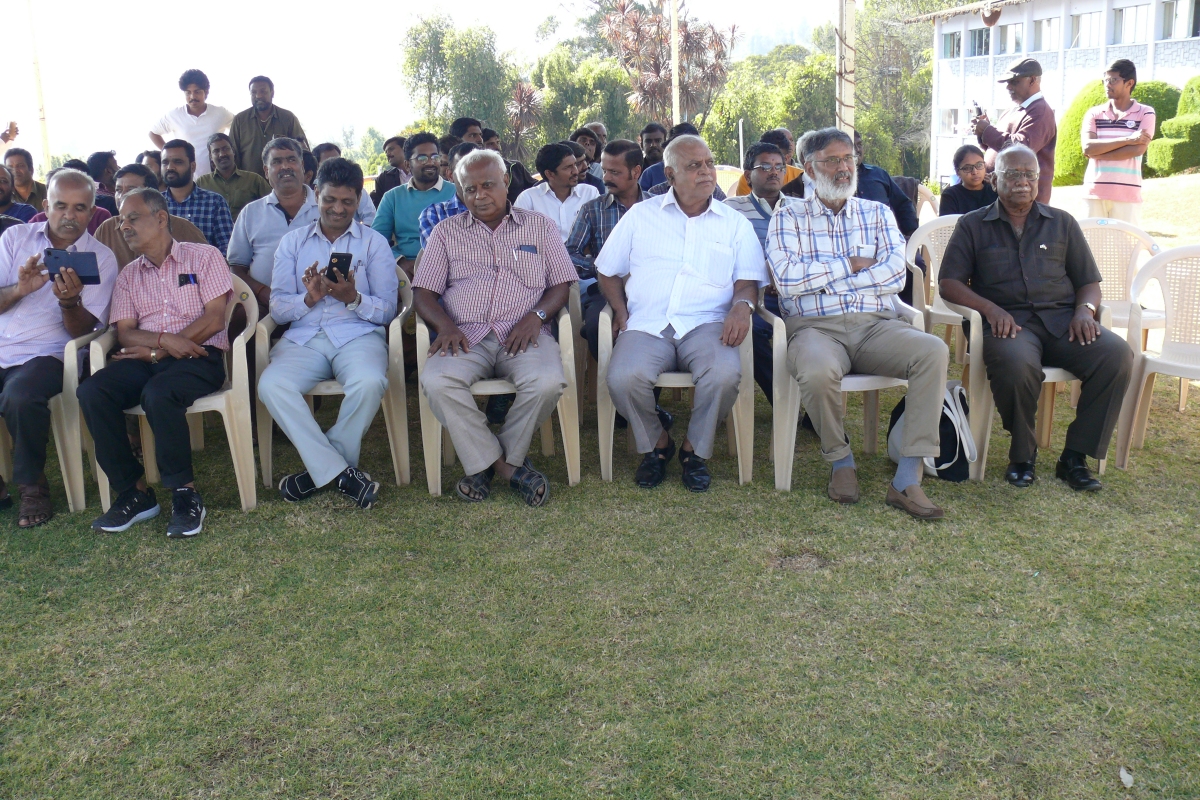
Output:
[733,394,753,486]
[52,398,87,513]
[257,398,275,488]
[418,392,444,497]
[597,374,616,482]
[221,400,257,512]
[862,390,880,456]
[726,414,737,457]
[1069,380,1081,410]
[442,425,456,467]
[558,389,581,488]
[1180,378,1190,412]
[0,424,12,483]
[1035,382,1057,451]
[540,417,556,457]
[1132,371,1157,450]
[379,386,410,487]
[1115,358,1148,469]
[774,379,801,491]
[139,416,160,483]
[968,376,995,481]
[188,413,205,450]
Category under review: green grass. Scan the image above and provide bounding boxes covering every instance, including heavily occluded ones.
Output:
[2,363,1199,798]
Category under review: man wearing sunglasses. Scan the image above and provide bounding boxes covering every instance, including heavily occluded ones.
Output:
[372,132,456,277]
[973,57,1057,204]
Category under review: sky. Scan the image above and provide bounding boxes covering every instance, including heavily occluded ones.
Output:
[4,0,831,175]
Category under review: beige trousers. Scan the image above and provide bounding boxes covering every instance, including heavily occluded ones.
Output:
[1084,198,1140,225]
[785,311,949,463]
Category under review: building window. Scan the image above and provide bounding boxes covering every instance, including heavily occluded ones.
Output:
[1070,11,1103,47]
[942,31,962,58]
[1161,1,1177,38]
[940,109,960,135]
[1112,4,1150,43]
[968,27,991,56]
[1194,0,1200,37]
[1032,17,1060,50]
[997,23,1023,54]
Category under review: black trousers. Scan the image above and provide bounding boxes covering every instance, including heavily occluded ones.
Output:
[78,347,225,494]
[0,356,64,485]
[981,315,1133,463]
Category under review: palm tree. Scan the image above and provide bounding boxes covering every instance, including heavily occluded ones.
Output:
[506,81,544,162]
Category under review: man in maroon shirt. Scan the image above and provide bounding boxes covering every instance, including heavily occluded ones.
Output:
[973,57,1057,205]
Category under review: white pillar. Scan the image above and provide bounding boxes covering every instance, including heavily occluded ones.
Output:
[836,0,857,134]
[671,0,681,125]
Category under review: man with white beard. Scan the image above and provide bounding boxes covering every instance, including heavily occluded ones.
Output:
[766,127,949,519]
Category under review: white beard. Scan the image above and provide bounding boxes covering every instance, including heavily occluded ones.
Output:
[812,168,858,204]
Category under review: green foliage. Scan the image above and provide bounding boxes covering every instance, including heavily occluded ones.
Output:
[1055,80,1181,185]
[810,21,836,55]
[1147,114,1200,176]
[402,16,453,121]
[337,126,388,175]
[444,26,518,133]
[533,46,633,146]
[1176,75,1200,116]
[1135,80,1181,122]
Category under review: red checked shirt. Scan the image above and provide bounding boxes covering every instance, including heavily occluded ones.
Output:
[414,206,577,346]
[111,240,233,350]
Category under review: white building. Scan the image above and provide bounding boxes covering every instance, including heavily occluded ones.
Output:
[918,0,1200,185]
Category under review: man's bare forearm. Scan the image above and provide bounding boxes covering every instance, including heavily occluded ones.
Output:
[597,274,627,317]
[61,304,98,338]
[533,282,570,318]
[178,309,227,346]
[0,284,25,316]
[413,288,459,335]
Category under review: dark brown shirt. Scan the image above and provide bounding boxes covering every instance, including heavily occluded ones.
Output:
[978,95,1057,204]
[228,106,309,178]
[939,201,1101,338]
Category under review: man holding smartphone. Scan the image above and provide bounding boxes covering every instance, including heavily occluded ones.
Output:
[0,168,117,527]
[257,158,398,509]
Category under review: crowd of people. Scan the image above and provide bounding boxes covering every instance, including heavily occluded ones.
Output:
[0,54,1153,536]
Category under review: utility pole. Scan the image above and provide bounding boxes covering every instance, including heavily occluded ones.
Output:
[836,0,856,135]
[26,0,51,175]
[671,0,681,125]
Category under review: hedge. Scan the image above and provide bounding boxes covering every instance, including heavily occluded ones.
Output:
[1146,113,1200,176]
[1177,75,1200,116]
[1053,80,1181,186]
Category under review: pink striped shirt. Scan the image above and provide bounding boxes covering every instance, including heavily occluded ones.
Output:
[1083,99,1156,204]
[112,241,233,349]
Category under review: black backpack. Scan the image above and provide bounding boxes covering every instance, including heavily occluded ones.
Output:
[886,381,976,483]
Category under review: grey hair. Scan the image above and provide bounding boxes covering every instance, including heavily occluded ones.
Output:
[994,143,1038,172]
[46,168,96,206]
[261,136,304,169]
[663,134,709,171]
[798,127,853,165]
[454,148,506,183]
[120,185,169,217]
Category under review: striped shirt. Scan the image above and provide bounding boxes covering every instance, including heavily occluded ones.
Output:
[723,192,799,253]
[418,195,467,249]
[765,194,906,318]
[594,189,766,339]
[113,241,233,350]
[162,185,234,256]
[1083,99,1156,204]
[564,190,648,280]
[414,207,577,347]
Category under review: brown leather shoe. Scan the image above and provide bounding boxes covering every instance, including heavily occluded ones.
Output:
[885,484,945,520]
[827,467,860,504]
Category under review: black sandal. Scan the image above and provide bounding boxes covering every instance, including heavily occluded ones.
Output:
[456,467,495,502]
[509,459,550,507]
[635,436,675,488]
[18,484,54,528]
[0,475,11,510]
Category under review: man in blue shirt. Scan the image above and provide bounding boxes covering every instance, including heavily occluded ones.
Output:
[418,142,477,249]
[160,139,234,254]
[257,158,399,509]
[854,131,918,238]
[0,166,37,221]
[638,122,694,191]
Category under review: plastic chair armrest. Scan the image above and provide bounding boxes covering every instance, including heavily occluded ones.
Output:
[89,329,119,374]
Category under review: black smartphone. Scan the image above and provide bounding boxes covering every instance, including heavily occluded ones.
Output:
[972,101,983,119]
[43,248,102,285]
[324,252,353,282]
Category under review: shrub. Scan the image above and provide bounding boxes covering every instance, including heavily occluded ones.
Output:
[1053,79,1181,186]
[1178,75,1200,116]
[1146,114,1200,176]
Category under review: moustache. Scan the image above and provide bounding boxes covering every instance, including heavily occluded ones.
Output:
[603,182,617,189]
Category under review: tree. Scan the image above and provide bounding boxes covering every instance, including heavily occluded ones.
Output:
[445,26,519,133]
[402,16,453,121]
[507,82,544,162]
[534,45,633,144]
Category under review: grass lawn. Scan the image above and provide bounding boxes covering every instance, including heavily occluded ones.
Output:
[2,349,1198,798]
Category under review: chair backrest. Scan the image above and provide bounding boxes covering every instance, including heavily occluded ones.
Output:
[905,215,960,287]
[226,276,259,373]
[1078,218,1160,305]
[1131,245,1200,347]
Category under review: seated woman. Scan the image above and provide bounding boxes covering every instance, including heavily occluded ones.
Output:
[939,144,997,216]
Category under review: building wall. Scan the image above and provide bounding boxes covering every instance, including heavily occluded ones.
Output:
[928,0,1200,185]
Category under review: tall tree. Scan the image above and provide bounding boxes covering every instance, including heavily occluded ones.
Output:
[402,16,453,121]
[507,82,544,162]
[534,46,633,143]
[445,26,518,132]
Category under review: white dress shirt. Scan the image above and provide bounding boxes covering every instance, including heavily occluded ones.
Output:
[150,104,235,177]
[227,186,321,285]
[595,189,767,339]
[513,182,600,242]
[0,223,118,368]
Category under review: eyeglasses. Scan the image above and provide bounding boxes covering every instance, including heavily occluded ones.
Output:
[1101,77,1129,85]
[750,164,787,174]
[999,169,1039,182]
[957,162,986,174]
[810,155,857,169]
[411,154,443,165]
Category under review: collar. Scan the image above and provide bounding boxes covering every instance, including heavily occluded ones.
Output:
[134,238,181,270]
[306,219,363,243]
[1105,98,1142,117]
[164,184,198,204]
[252,106,279,123]
[802,192,857,217]
[465,204,521,228]
[184,104,210,118]
[407,176,445,192]
[982,200,1051,222]
[268,184,316,209]
[750,191,784,214]
[29,221,91,251]
[659,187,721,218]
[1020,92,1044,109]
[212,169,242,183]
[602,189,648,209]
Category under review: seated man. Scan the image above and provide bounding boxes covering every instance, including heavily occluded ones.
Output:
[373,132,456,277]
[766,127,949,518]
[414,149,575,507]
[0,168,118,527]
[78,187,231,538]
[0,164,37,222]
[598,134,765,493]
[940,143,1132,490]
[257,158,397,508]
[93,164,207,269]
[417,141,475,250]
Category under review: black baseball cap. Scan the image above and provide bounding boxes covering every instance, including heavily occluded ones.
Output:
[998,57,1043,82]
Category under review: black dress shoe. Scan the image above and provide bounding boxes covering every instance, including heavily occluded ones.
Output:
[635,437,675,488]
[1056,453,1102,491]
[679,448,711,493]
[1005,461,1036,488]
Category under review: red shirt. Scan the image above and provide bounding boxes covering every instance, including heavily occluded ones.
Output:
[112,240,233,349]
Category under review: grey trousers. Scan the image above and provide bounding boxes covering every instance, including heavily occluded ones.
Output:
[606,322,741,459]
[786,311,949,463]
[258,330,389,487]
[419,333,565,476]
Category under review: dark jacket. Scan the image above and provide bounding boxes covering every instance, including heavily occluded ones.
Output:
[979,95,1057,205]
[856,162,919,238]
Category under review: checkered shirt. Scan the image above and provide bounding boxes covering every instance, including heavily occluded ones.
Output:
[766,194,906,318]
[564,190,648,280]
[162,186,234,256]
[414,207,577,347]
[418,196,467,249]
[113,241,233,350]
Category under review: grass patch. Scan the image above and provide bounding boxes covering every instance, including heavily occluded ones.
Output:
[2,358,1198,798]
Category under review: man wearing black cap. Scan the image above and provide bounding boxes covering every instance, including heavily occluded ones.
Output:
[972,57,1057,204]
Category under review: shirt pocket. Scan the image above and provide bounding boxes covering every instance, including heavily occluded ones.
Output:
[1028,242,1069,282]
[511,250,547,290]
[976,248,1015,287]
[683,243,734,288]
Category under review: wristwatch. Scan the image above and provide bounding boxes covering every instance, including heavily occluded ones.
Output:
[1079,302,1097,318]
[346,292,363,311]
[735,298,756,313]
[532,309,548,322]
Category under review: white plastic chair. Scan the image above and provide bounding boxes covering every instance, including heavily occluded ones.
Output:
[906,215,966,363]
[255,276,413,488]
[1078,218,1163,333]
[89,277,259,512]
[1115,245,1200,469]
[0,328,108,512]
[761,297,924,491]
[943,299,1113,480]
[595,303,755,484]
[415,306,581,496]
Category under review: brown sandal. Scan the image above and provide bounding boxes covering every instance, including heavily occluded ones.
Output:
[0,475,12,510]
[18,484,53,528]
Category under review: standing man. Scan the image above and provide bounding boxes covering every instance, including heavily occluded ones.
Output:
[1082,59,1156,224]
[149,69,234,178]
[94,164,207,269]
[3,148,46,212]
[974,57,1057,205]
[257,158,397,509]
[514,143,598,241]
[0,169,118,527]
[481,129,503,152]
[585,122,608,150]
[940,144,1132,491]
[599,135,765,493]
[372,132,456,276]
[160,140,234,255]
[79,188,231,539]
[227,76,309,178]
[638,123,667,175]
[198,133,271,221]
[370,136,410,207]
[0,165,36,222]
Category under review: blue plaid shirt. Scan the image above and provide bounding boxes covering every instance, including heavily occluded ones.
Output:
[563,190,648,280]
[418,196,467,250]
[162,185,234,255]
